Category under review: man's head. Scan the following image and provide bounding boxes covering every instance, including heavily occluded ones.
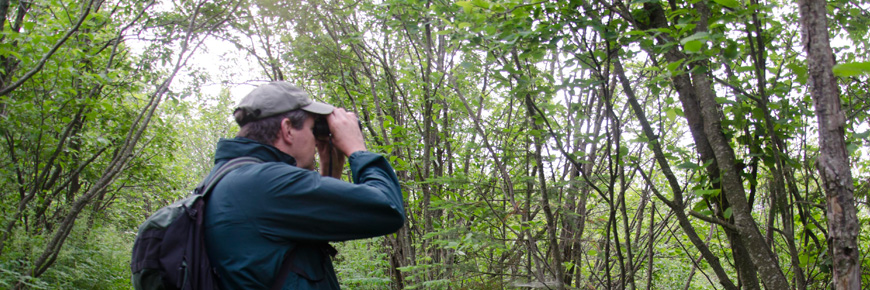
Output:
[233,81,335,169]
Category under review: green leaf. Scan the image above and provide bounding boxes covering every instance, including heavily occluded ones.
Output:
[456,1,474,13]
[695,189,721,197]
[666,107,677,122]
[713,0,740,9]
[736,66,755,73]
[667,59,685,73]
[847,143,858,155]
[0,47,22,59]
[684,40,703,53]
[511,6,529,18]
[786,62,807,85]
[723,207,733,219]
[832,62,870,77]
[680,32,710,44]
[723,41,739,59]
[692,200,708,212]
[677,161,701,170]
[471,0,490,8]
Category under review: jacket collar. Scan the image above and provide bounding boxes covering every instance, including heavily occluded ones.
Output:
[214,137,297,166]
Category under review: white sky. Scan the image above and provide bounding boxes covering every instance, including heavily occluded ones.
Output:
[180,37,264,103]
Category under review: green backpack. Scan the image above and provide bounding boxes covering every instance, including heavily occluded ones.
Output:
[130,157,261,290]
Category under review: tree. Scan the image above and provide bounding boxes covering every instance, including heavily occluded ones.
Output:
[0,0,242,286]
[798,0,861,288]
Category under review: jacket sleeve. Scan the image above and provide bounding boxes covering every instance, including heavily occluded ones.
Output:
[249,151,406,242]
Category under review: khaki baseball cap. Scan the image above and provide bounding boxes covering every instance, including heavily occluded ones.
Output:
[234,81,334,124]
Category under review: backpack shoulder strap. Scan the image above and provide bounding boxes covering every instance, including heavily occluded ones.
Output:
[195,156,263,197]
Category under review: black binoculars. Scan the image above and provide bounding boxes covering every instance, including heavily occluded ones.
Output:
[313,117,364,138]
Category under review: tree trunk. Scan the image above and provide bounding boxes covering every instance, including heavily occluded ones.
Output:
[797,0,861,288]
[525,91,565,289]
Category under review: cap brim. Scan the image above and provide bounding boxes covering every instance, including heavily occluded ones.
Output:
[301,101,335,115]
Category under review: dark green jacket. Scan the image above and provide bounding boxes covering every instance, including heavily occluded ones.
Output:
[203,138,405,289]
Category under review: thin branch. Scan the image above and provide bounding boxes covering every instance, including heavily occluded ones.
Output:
[688,211,738,231]
[0,0,95,96]
[712,76,762,103]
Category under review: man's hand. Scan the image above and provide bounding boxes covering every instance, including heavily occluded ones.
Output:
[327,108,367,156]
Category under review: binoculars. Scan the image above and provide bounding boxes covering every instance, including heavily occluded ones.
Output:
[313,117,364,138]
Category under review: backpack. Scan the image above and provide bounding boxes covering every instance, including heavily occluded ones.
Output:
[130,157,261,290]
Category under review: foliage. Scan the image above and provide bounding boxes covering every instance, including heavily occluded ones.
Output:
[3,0,870,289]
[333,238,394,289]
[0,0,242,288]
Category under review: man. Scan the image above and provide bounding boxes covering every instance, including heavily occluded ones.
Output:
[203,81,406,289]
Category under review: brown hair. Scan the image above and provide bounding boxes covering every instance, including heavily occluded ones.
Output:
[234,109,309,145]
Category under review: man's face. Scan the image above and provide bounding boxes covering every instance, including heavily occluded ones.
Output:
[285,116,317,170]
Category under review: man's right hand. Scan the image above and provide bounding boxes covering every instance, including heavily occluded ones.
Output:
[327,108,367,156]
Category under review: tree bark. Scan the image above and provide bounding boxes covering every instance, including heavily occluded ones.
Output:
[691,56,790,289]
[0,0,9,33]
[797,0,861,288]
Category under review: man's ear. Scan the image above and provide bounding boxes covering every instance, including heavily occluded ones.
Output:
[276,118,294,146]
